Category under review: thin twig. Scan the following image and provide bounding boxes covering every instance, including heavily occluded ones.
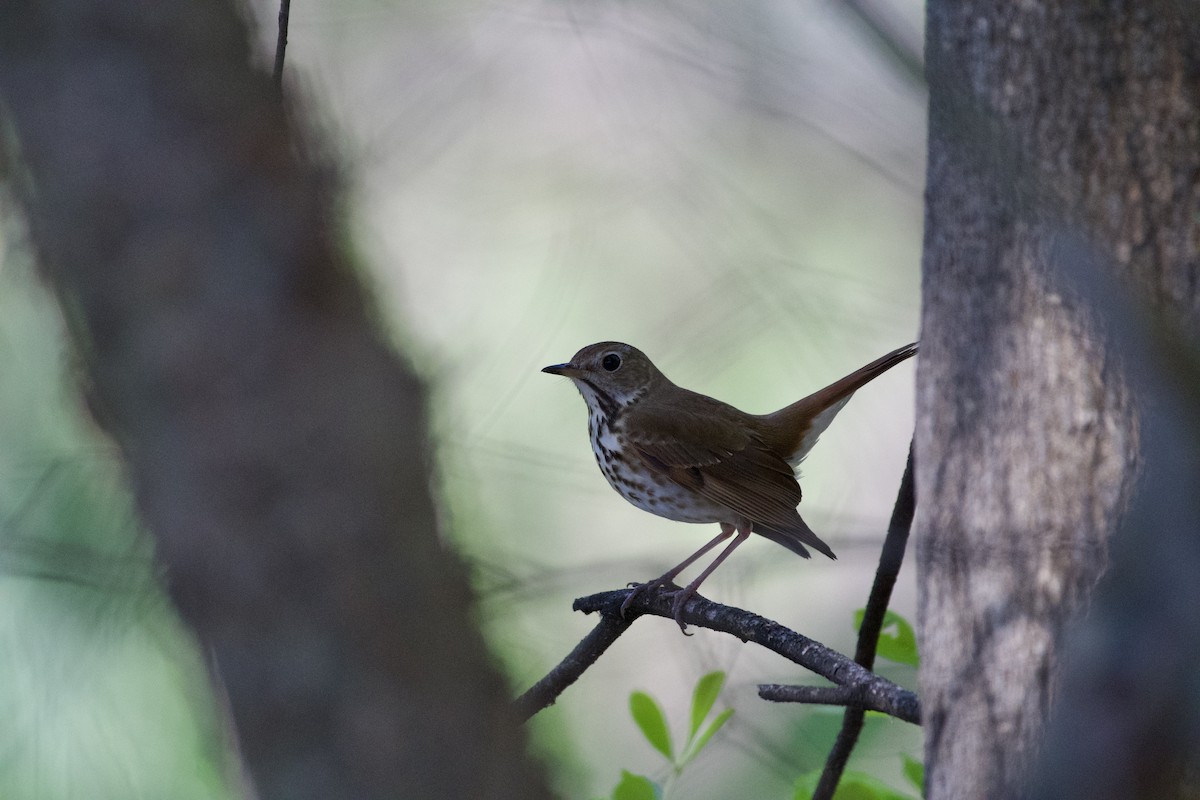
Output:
[272,0,291,96]
[813,444,917,799]
[514,613,632,722]
[757,683,920,724]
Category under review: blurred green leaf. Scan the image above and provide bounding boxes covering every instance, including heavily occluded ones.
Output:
[611,770,659,800]
[683,707,733,766]
[794,769,919,800]
[901,754,924,791]
[629,691,673,761]
[688,671,726,742]
[854,609,920,667]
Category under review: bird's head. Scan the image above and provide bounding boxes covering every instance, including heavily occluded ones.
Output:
[542,341,667,411]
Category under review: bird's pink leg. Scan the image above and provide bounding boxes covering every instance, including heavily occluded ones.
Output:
[620,523,739,627]
[668,525,751,631]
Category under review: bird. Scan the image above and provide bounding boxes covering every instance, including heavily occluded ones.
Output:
[542,340,917,631]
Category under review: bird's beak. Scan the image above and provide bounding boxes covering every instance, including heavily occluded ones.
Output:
[541,362,578,376]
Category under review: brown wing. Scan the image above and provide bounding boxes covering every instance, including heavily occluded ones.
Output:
[627,395,835,559]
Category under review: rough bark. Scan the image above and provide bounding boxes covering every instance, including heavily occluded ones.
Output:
[918,3,1200,798]
[0,2,552,799]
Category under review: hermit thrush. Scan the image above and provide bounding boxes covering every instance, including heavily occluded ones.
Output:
[543,341,917,631]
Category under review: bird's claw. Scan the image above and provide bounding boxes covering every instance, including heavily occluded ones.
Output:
[668,588,696,634]
[619,582,651,618]
[620,580,697,634]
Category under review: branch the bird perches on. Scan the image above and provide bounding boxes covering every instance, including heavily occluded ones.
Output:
[515,584,921,726]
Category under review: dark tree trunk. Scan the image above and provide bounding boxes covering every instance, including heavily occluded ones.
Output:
[0,2,552,799]
[918,2,1200,798]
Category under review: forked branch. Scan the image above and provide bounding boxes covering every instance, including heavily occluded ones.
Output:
[516,582,920,725]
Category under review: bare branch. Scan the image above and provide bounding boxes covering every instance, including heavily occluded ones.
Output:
[757,683,920,725]
[273,0,292,95]
[515,613,632,722]
[815,444,917,798]
[520,583,920,724]
[567,587,920,724]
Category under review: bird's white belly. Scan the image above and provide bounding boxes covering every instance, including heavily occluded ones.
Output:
[588,423,728,524]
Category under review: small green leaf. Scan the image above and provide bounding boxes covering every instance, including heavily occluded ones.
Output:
[688,671,726,742]
[901,754,924,791]
[682,707,733,765]
[611,770,659,800]
[794,769,918,800]
[854,609,920,667]
[629,691,674,761]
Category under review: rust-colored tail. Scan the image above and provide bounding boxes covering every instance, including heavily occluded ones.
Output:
[761,342,918,465]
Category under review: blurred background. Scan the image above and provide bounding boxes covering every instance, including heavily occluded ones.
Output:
[0,1,923,798]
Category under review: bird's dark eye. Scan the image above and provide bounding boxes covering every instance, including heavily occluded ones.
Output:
[601,353,621,371]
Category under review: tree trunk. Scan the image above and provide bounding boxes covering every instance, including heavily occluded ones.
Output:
[0,2,552,799]
[917,3,1200,798]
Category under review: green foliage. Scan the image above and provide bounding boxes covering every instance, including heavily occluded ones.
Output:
[793,769,918,800]
[609,770,660,800]
[627,671,734,771]
[688,671,725,741]
[630,692,674,761]
[679,671,733,768]
[607,671,734,799]
[685,707,734,767]
[901,754,924,793]
[853,609,920,667]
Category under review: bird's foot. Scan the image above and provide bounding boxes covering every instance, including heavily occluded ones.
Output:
[619,580,658,618]
[620,580,699,635]
[667,586,698,635]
